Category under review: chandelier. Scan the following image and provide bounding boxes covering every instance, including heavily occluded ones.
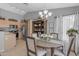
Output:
[38,9,52,19]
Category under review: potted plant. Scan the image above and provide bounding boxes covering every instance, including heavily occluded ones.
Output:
[66,28,78,37]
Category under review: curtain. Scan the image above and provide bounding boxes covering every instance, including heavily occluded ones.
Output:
[62,15,75,55]
[56,15,75,55]
[73,13,79,54]
[56,14,79,55]
[55,16,63,40]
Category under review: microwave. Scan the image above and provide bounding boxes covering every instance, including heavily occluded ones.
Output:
[9,25,17,29]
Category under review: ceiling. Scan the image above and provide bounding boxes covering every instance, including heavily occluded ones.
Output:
[0,3,79,15]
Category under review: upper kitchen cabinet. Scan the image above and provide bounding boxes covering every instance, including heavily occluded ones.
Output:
[0,17,8,27]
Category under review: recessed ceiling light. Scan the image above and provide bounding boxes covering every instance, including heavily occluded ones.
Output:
[11,7,16,9]
[16,8,20,11]
[16,8,25,14]
[21,11,25,13]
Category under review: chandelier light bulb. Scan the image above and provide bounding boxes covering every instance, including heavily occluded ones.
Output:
[43,9,48,14]
[48,12,52,16]
[45,15,48,18]
[40,14,43,18]
[39,12,42,15]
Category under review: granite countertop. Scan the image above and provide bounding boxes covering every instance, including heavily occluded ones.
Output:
[0,27,17,33]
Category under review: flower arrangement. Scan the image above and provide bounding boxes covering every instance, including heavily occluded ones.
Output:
[40,34,54,41]
[41,34,49,41]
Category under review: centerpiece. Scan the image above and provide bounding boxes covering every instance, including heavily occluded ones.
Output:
[40,34,50,41]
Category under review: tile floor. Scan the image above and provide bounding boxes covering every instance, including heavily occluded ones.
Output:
[1,39,27,56]
[0,39,76,56]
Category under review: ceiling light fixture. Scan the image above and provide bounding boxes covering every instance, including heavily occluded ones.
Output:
[38,9,52,19]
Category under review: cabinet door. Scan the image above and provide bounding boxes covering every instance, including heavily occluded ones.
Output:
[5,33,16,50]
[0,32,5,51]
[0,20,8,27]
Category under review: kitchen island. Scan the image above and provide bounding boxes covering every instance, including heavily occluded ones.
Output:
[0,28,16,52]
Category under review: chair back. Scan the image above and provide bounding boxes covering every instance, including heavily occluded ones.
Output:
[50,33,58,39]
[25,36,37,56]
[32,33,38,38]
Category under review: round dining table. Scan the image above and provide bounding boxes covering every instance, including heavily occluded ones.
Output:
[36,39,63,56]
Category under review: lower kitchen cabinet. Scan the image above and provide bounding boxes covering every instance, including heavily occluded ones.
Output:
[4,32,16,50]
[0,31,16,52]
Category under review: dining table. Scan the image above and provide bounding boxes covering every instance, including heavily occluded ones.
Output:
[36,38,64,56]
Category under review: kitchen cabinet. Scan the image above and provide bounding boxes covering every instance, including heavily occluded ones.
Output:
[4,32,16,50]
[0,31,16,52]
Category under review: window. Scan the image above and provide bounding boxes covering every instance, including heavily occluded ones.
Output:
[62,15,75,40]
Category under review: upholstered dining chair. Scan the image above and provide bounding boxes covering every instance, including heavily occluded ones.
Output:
[32,33,39,39]
[25,36,47,56]
[53,36,76,56]
[50,33,63,51]
[50,33,58,39]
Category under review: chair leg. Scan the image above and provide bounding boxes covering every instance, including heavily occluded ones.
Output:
[27,52,29,56]
[44,53,47,56]
[74,51,77,56]
[51,48,54,56]
[42,53,47,56]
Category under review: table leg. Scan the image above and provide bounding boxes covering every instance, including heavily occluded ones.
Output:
[51,48,54,56]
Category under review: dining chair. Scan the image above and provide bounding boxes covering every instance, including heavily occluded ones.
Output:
[50,33,63,51]
[25,36,47,56]
[50,33,58,39]
[53,36,76,56]
[32,33,39,39]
